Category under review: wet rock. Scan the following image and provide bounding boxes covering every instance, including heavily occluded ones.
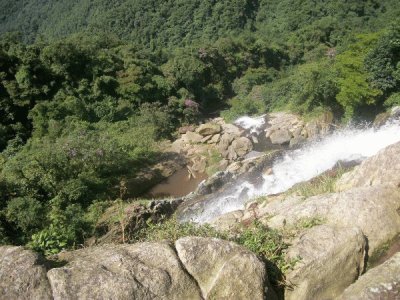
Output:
[177,151,282,223]
[285,225,366,300]
[264,111,333,147]
[196,123,222,136]
[269,128,291,145]
[48,243,202,300]
[175,237,267,300]
[0,246,52,300]
[373,106,400,127]
[338,252,400,300]
[336,141,400,191]
[289,135,306,148]
[196,171,233,196]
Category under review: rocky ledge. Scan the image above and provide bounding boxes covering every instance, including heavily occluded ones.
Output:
[0,237,274,300]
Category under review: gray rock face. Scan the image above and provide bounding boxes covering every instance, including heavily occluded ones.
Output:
[336,141,400,191]
[264,185,400,253]
[48,242,202,300]
[284,225,366,300]
[0,238,267,300]
[175,237,267,300]
[0,246,52,300]
[264,111,333,147]
[338,252,400,300]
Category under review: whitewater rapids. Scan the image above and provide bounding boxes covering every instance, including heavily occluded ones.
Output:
[192,118,400,223]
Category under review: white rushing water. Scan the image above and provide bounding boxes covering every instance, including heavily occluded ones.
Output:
[234,115,266,134]
[193,119,400,223]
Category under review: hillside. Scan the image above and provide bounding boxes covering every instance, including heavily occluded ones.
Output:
[0,0,400,255]
[1,0,398,50]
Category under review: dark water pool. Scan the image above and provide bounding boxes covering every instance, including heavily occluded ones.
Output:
[146,168,208,198]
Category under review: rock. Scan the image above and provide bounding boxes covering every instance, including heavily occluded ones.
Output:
[263,185,400,253]
[304,111,334,139]
[269,128,291,145]
[289,135,306,148]
[191,156,207,173]
[178,125,195,134]
[285,225,366,300]
[218,132,236,155]
[210,210,244,231]
[373,106,400,127]
[175,237,267,300]
[222,123,242,136]
[48,243,202,300]
[230,137,253,157]
[196,171,233,196]
[182,131,204,143]
[200,135,212,143]
[373,111,391,127]
[208,133,220,144]
[338,252,400,300]
[336,141,400,191]
[0,246,52,300]
[177,151,282,223]
[196,123,222,136]
[391,105,400,119]
[218,158,229,170]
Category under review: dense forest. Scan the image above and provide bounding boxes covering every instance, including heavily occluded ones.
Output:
[0,0,399,253]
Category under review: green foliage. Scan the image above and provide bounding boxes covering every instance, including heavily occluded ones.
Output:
[29,225,69,255]
[137,217,294,276]
[384,93,400,108]
[262,60,338,114]
[5,197,45,237]
[335,34,382,120]
[289,167,347,198]
[136,216,225,243]
[221,96,266,122]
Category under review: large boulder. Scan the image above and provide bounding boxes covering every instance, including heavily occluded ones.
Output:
[48,243,202,300]
[175,237,268,300]
[0,246,52,300]
[336,141,400,191]
[269,128,291,145]
[285,225,366,300]
[231,137,253,156]
[264,111,333,147]
[263,185,400,253]
[338,252,400,300]
[196,123,222,136]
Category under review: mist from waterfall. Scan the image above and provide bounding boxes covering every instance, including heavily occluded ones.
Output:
[192,119,400,223]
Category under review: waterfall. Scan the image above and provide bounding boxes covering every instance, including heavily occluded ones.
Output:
[191,119,400,223]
